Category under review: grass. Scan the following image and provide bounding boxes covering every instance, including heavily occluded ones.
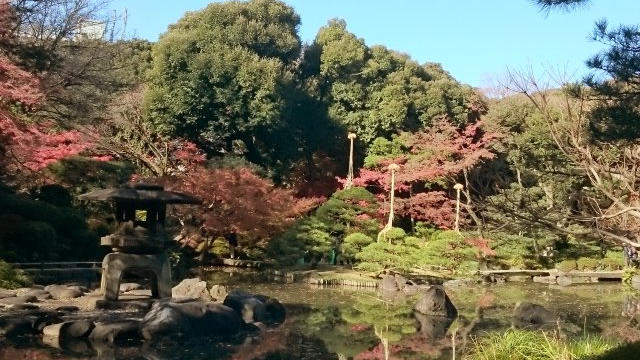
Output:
[465,329,617,360]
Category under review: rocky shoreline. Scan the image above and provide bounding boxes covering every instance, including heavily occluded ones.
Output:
[0,278,286,357]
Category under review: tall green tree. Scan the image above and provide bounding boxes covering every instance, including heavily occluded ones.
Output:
[145,0,302,170]
[305,19,484,146]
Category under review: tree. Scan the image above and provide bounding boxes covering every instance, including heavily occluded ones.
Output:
[305,19,485,147]
[163,164,318,261]
[145,0,302,169]
[351,120,497,230]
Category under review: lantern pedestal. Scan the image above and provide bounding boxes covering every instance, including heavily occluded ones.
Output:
[100,252,172,301]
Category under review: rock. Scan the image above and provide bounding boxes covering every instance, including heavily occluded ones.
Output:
[66,285,88,294]
[120,282,142,293]
[44,284,85,298]
[533,276,557,284]
[9,303,39,310]
[67,320,94,338]
[380,275,397,291]
[507,275,532,282]
[513,302,554,328]
[443,279,476,288]
[0,294,37,305]
[171,278,212,301]
[394,274,408,291]
[209,285,227,302]
[0,316,36,337]
[414,286,457,318]
[89,320,141,344]
[0,290,16,299]
[94,299,152,312]
[24,289,52,300]
[631,275,640,290]
[223,290,286,325]
[556,276,573,287]
[55,305,80,313]
[140,300,242,340]
[44,320,94,340]
[0,311,61,337]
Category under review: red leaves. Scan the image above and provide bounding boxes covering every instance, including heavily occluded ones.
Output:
[349,120,498,229]
[396,191,456,229]
[465,237,496,257]
[164,164,320,249]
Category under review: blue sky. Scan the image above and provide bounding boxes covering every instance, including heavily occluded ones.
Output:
[108,0,640,87]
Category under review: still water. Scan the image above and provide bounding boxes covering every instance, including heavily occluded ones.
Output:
[1,271,639,360]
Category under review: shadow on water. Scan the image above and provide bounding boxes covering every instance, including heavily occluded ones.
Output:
[4,271,640,359]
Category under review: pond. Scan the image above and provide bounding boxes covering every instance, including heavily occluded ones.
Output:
[2,271,640,360]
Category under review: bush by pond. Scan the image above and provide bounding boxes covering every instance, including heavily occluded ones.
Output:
[0,259,32,289]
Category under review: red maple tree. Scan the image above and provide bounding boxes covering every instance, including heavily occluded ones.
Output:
[0,3,93,182]
[351,120,498,229]
[160,147,320,255]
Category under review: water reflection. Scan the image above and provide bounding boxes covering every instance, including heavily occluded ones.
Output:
[2,280,640,359]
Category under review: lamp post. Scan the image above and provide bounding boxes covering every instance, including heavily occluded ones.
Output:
[454,183,463,233]
[346,132,357,189]
[378,163,400,243]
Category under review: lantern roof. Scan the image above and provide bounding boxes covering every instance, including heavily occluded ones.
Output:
[78,183,201,205]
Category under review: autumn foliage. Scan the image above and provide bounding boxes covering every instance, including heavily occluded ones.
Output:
[162,151,319,253]
[351,120,497,229]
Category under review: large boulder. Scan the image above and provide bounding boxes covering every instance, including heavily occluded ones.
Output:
[513,302,554,328]
[414,286,457,318]
[89,320,141,344]
[223,290,285,325]
[171,278,212,301]
[140,300,243,340]
[43,320,94,342]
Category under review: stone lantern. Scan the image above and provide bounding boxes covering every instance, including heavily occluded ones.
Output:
[79,183,201,301]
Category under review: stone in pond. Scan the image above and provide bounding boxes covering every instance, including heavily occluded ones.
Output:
[223,290,286,325]
[89,320,141,344]
[140,300,242,340]
[414,312,455,340]
[513,302,554,328]
[414,286,457,318]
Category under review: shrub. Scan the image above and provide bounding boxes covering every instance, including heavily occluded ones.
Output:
[379,227,406,243]
[210,238,231,258]
[576,257,600,271]
[0,260,32,289]
[555,259,577,272]
[600,257,624,271]
[341,233,374,262]
[601,250,624,270]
